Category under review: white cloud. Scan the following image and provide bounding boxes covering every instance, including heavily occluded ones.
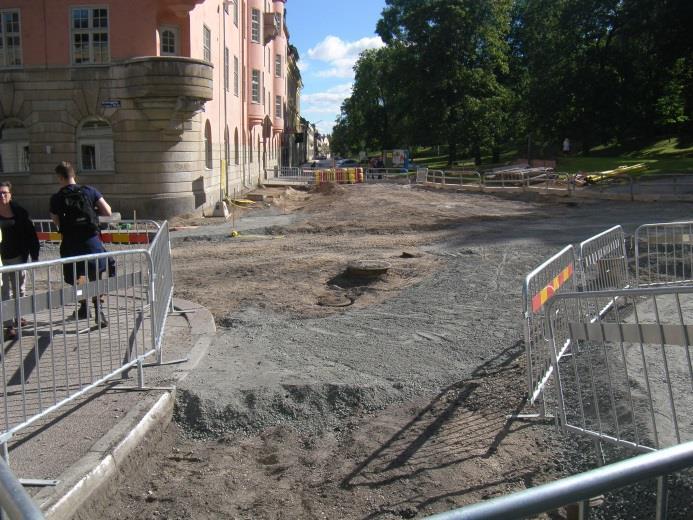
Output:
[297,61,309,72]
[307,35,384,78]
[302,83,353,115]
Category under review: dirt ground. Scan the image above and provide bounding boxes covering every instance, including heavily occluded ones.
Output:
[81,183,692,520]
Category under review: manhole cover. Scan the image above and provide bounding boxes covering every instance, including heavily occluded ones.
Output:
[346,260,391,277]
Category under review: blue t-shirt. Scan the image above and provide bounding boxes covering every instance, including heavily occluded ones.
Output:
[49,184,105,254]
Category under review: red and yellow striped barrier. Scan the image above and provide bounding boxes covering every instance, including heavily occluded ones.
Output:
[37,231,151,244]
[313,167,364,186]
[531,263,574,313]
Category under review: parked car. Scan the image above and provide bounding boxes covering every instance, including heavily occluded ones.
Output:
[301,159,335,169]
[336,158,359,168]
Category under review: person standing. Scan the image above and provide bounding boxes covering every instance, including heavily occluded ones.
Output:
[49,161,112,327]
[0,181,40,339]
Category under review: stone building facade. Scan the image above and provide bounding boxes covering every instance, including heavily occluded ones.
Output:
[0,0,297,219]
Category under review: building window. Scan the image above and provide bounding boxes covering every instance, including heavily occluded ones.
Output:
[203,25,211,62]
[251,9,260,43]
[77,119,114,172]
[71,7,109,65]
[0,10,22,67]
[233,0,238,27]
[160,26,178,56]
[0,121,29,173]
[233,56,239,97]
[204,120,212,169]
[224,47,229,91]
[275,53,281,77]
[251,69,260,103]
[275,95,282,118]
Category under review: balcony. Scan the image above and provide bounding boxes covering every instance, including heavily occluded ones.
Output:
[116,57,213,101]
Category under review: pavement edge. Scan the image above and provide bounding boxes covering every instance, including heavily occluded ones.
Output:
[35,298,216,520]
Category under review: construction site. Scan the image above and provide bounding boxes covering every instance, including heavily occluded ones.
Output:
[62,178,690,520]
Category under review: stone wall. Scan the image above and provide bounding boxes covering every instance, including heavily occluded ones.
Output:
[0,57,276,219]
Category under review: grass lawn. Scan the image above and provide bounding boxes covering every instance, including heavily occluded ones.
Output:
[409,137,693,175]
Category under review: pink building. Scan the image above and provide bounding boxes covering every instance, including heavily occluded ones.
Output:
[0,0,298,218]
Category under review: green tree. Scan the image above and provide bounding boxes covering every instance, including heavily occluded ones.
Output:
[376,0,514,164]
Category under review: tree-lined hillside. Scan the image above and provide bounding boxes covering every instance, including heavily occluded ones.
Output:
[330,0,693,164]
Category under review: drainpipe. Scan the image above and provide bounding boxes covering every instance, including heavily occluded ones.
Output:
[222,3,227,201]
[43,0,48,66]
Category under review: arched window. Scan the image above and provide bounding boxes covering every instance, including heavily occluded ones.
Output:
[0,120,29,173]
[234,128,239,164]
[159,26,179,56]
[77,118,114,172]
[204,120,212,169]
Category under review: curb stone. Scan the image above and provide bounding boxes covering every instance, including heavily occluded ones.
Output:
[31,298,216,519]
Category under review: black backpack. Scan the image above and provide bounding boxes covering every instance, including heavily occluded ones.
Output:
[59,186,100,234]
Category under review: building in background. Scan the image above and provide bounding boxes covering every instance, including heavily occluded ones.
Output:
[0,0,299,218]
[281,42,303,167]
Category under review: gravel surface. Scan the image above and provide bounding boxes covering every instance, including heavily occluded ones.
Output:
[82,184,693,520]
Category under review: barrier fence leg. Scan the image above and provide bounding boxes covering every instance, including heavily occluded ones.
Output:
[137,357,145,390]
[655,475,668,520]
[0,442,7,520]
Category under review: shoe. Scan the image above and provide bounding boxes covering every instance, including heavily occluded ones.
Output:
[95,310,109,328]
[70,303,91,321]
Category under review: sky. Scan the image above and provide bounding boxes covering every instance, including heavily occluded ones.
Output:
[285,0,387,136]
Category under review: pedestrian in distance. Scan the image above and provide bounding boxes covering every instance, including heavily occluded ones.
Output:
[0,181,40,339]
[49,161,112,327]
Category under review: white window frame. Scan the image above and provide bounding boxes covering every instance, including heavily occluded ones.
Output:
[202,25,211,62]
[251,9,261,43]
[275,53,281,78]
[0,9,22,68]
[70,6,110,65]
[0,122,29,174]
[159,25,179,56]
[275,95,282,118]
[233,55,239,97]
[77,119,114,173]
[251,69,260,104]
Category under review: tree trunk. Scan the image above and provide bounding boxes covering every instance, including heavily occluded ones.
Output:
[448,140,457,166]
[473,144,482,165]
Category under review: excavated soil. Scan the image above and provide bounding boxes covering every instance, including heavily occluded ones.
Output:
[80,183,693,520]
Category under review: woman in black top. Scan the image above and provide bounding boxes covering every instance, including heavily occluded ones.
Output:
[0,181,40,339]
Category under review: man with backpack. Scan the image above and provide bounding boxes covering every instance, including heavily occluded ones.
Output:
[49,161,112,327]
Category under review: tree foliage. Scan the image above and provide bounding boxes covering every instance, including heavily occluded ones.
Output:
[332,0,693,162]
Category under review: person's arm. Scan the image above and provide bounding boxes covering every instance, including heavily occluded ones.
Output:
[50,212,60,229]
[27,218,40,262]
[95,197,112,217]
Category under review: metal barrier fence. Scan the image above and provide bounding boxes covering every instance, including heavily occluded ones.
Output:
[635,221,693,287]
[548,285,693,452]
[423,170,482,186]
[634,174,693,197]
[425,440,693,520]
[523,245,578,404]
[0,456,43,519]
[364,167,410,180]
[579,225,629,292]
[0,220,173,455]
[33,219,161,250]
[578,225,630,323]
